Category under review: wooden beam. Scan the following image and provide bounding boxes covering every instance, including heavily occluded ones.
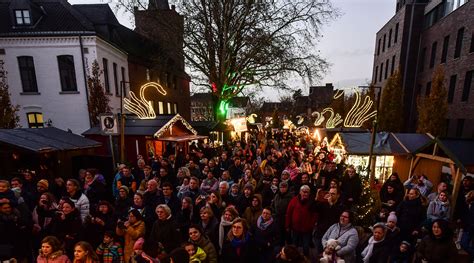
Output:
[410,156,422,175]
[451,167,462,219]
[416,153,455,164]
[408,156,415,178]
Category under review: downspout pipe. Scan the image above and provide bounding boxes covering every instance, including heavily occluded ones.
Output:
[79,34,92,128]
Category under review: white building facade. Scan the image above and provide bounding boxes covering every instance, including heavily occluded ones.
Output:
[0,36,127,133]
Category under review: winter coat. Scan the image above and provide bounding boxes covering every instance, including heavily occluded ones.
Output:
[149,217,182,254]
[69,192,90,222]
[200,217,219,250]
[221,234,258,263]
[322,223,359,263]
[0,208,30,261]
[47,209,83,256]
[314,200,345,236]
[95,242,124,263]
[415,236,457,263]
[366,238,391,263]
[200,178,219,194]
[340,175,362,204]
[114,197,132,221]
[84,180,106,209]
[396,198,425,239]
[251,218,279,261]
[427,199,451,222]
[271,191,293,224]
[285,195,317,233]
[190,247,207,263]
[116,220,145,263]
[37,250,71,263]
[189,236,217,263]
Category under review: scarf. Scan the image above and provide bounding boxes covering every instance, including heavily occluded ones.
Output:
[256,215,274,231]
[231,232,250,253]
[361,236,384,263]
[219,216,234,253]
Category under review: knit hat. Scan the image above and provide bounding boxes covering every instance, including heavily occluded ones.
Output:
[387,211,397,223]
[37,179,49,189]
[133,237,145,251]
[119,185,129,195]
[243,183,254,191]
[401,241,411,247]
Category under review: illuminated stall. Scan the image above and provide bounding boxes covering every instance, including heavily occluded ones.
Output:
[329,132,431,182]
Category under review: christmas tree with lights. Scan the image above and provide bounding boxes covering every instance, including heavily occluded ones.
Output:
[354,176,377,227]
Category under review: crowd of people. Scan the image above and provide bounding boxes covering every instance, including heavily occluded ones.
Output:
[0,130,473,263]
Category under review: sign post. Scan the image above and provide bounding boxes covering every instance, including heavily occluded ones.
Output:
[100,113,119,168]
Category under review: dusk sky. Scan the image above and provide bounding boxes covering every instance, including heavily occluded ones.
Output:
[69,0,396,100]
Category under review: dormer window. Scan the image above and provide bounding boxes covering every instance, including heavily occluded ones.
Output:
[15,10,31,25]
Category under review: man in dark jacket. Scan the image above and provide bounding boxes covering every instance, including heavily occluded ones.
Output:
[271,181,293,246]
[149,204,182,254]
[340,166,362,208]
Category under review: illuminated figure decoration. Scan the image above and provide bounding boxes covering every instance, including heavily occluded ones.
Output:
[295,126,309,135]
[344,89,377,128]
[334,89,344,100]
[296,115,305,125]
[312,108,343,129]
[247,113,257,124]
[124,82,167,119]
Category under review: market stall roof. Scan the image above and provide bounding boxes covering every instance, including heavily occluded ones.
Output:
[0,127,101,153]
[83,115,177,136]
[333,132,432,155]
[413,137,474,173]
[158,135,208,142]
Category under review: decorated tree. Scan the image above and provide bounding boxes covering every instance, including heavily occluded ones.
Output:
[417,66,448,136]
[354,176,377,227]
[378,69,404,132]
[0,62,20,128]
[88,60,111,126]
[116,0,337,121]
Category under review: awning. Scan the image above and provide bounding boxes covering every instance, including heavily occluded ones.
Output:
[0,127,101,153]
[158,135,208,142]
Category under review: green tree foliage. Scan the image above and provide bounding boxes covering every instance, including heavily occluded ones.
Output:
[355,176,377,227]
[378,70,404,132]
[0,62,19,128]
[417,66,448,136]
[88,60,111,126]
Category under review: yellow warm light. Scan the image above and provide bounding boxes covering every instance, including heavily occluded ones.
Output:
[247,113,257,124]
[344,89,377,128]
[123,82,167,119]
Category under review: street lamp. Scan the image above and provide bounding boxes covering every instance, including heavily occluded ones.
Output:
[366,86,382,184]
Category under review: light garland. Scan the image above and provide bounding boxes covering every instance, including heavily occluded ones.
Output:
[154,114,197,138]
[334,89,344,100]
[246,113,257,124]
[343,89,377,128]
[123,82,167,119]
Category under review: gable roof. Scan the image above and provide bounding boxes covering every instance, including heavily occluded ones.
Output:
[0,127,101,153]
[0,0,95,37]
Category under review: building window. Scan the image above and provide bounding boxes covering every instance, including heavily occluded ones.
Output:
[419,47,426,72]
[27,112,44,128]
[394,23,399,43]
[383,34,386,52]
[426,81,431,97]
[385,59,389,79]
[379,63,383,82]
[448,75,457,103]
[391,55,396,75]
[57,55,77,92]
[17,56,38,92]
[374,66,378,83]
[441,35,449,63]
[388,29,392,48]
[429,41,437,68]
[174,103,177,114]
[112,63,119,96]
[102,58,110,93]
[456,119,465,137]
[120,67,126,96]
[462,70,473,102]
[454,27,464,59]
[377,38,381,55]
[158,101,164,114]
[15,10,31,25]
[470,33,474,53]
[167,102,171,114]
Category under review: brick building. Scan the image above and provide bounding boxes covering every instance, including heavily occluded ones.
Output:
[372,0,474,137]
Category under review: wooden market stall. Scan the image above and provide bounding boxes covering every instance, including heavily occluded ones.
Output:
[409,138,474,216]
[84,114,206,165]
[329,132,432,182]
[0,127,102,179]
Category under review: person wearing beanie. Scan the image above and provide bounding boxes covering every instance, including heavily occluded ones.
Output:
[96,231,124,263]
[120,186,130,196]
[389,241,412,263]
[386,211,401,256]
[37,179,49,194]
